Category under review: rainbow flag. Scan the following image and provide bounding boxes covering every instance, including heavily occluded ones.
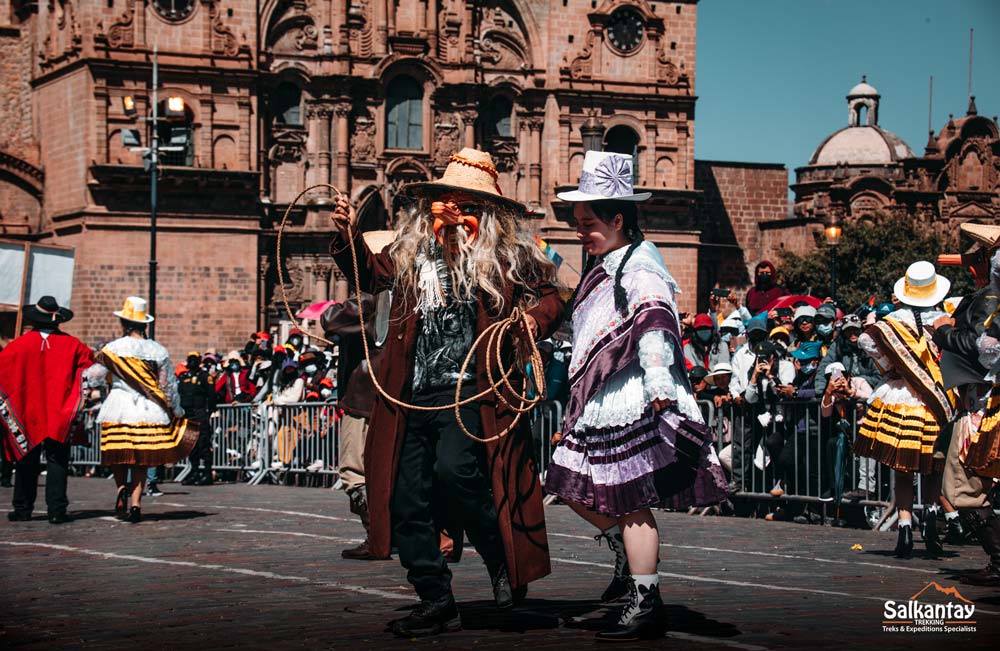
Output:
[535,235,564,268]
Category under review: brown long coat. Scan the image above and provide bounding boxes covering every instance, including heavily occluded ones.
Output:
[331,232,564,588]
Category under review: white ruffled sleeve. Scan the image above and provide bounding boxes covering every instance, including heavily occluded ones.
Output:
[159,354,183,418]
[859,331,892,374]
[639,330,676,403]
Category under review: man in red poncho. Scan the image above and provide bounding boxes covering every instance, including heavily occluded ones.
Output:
[0,296,94,524]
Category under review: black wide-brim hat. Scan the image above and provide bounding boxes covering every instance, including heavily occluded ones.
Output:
[23,295,74,326]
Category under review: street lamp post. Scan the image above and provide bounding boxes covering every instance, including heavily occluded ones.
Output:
[122,46,185,339]
[824,215,843,304]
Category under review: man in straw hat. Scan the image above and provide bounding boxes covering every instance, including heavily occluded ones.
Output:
[330,148,564,637]
[0,296,94,524]
[932,222,1000,585]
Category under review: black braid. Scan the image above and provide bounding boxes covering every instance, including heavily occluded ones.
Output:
[913,309,925,341]
[614,229,644,318]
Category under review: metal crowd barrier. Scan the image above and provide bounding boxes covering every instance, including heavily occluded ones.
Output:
[699,397,924,529]
[531,400,562,484]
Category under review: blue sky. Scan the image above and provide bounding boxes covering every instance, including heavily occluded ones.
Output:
[695,0,1000,176]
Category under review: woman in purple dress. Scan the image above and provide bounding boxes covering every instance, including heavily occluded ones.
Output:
[545,152,728,641]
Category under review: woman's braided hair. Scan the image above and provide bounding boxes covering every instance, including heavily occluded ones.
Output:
[564,199,644,319]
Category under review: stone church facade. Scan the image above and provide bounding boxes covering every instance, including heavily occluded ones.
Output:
[0,0,788,355]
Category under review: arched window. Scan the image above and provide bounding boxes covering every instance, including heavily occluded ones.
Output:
[487,95,513,138]
[273,83,302,126]
[156,100,194,167]
[604,125,640,184]
[385,76,423,150]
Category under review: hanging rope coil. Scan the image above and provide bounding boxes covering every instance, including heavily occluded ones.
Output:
[276,183,546,443]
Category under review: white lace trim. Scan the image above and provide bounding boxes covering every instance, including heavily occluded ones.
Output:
[573,330,703,432]
[867,379,925,408]
[85,336,182,425]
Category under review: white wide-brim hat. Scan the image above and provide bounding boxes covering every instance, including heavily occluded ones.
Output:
[113,295,155,323]
[557,151,652,202]
[893,261,950,308]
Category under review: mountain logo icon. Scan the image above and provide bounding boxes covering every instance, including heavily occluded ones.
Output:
[909,582,973,604]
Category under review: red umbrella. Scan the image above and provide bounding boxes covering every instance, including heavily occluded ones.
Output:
[763,294,823,312]
[296,300,340,321]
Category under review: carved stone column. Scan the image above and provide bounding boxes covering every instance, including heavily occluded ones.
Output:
[258,255,271,331]
[528,117,543,205]
[335,102,352,193]
[333,270,349,302]
[314,262,334,303]
[460,109,478,149]
[317,105,334,195]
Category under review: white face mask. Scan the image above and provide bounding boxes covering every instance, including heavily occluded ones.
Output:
[320,388,332,398]
[305,364,318,374]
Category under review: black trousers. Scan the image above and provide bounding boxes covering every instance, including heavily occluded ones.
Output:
[391,391,505,601]
[12,439,70,516]
[188,412,213,470]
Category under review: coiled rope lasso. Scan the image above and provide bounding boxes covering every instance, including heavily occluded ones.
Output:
[276,183,546,443]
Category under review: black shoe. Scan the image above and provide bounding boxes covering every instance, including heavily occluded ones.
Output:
[7,510,31,521]
[945,518,966,546]
[48,512,71,525]
[960,562,1000,587]
[894,525,913,559]
[144,482,163,497]
[489,563,516,610]
[595,582,667,642]
[923,512,944,556]
[388,594,462,638]
[596,530,631,603]
[181,474,198,486]
[195,473,214,486]
[125,506,142,524]
[115,486,128,518]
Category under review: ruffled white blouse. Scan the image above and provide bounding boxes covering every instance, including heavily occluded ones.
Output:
[859,307,945,409]
[85,336,182,425]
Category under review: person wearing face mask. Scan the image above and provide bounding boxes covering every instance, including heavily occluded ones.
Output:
[285,329,306,362]
[790,305,817,350]
[215,355,256,404]
[813,304,838,354]
[297,350,325,397]
[746,261,788,315]
[684,313,731,372]
[814,314,882,396]
[179,352,218,486]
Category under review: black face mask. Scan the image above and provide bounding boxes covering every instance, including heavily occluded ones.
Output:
[756,272,773,288]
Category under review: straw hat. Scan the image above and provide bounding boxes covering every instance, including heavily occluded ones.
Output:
[113,296,154,323]
[893,261,950,308]
[556,151,651,202]
[23,295,73,326]
[960,222,1000,248]
[400,148,524,212]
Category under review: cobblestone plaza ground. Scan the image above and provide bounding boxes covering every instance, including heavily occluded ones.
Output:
[1,479,997,650]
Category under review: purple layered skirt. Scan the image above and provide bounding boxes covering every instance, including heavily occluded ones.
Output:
[544,407,729,518]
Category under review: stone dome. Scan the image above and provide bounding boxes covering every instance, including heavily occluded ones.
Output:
[810,126,914,165]
[807,77,914,165]
[848,79,879,98]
